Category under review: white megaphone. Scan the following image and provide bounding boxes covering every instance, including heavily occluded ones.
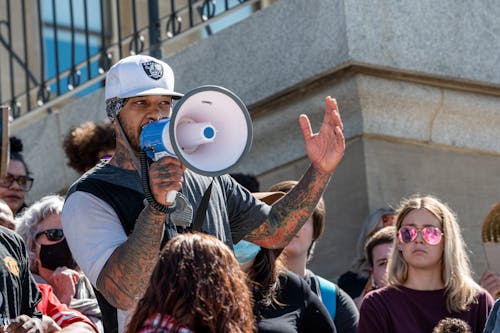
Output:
[140,85,253,203]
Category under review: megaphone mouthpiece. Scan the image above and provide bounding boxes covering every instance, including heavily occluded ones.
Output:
[176,119,216,153]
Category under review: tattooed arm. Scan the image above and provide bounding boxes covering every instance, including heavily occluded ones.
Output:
[96,205,165,310]
[96,156,186,310]
[246,97,345,248]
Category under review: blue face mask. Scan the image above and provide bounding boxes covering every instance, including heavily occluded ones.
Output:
[233,240,261,265]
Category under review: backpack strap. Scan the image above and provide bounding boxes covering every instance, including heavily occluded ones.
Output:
[191,179,214,232]
[316,275,337,320]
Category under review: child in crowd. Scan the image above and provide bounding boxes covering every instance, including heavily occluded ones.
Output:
[338,207,396,302]
[432,317,472,333]
[355,225,396,308]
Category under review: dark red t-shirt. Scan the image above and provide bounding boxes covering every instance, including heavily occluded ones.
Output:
[358,285,494,333]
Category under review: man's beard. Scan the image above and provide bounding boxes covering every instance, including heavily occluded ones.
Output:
[116,118,142,152]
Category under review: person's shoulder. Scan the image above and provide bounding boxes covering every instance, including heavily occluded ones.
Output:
[84,162,135,181]
[285,270,303,281]
[313,272,336,288]
[283,271,315,295]
[283,270,304,287]
[68,162,140,195]
[0,227,27,259]
[358,286,401,318]
[363,285,401,303]
[476,287,495,307]
[0,226,24,243]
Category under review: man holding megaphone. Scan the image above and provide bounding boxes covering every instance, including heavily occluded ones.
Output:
[61,54,345,333]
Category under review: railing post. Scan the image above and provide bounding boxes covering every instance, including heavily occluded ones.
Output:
[148,0,162,59]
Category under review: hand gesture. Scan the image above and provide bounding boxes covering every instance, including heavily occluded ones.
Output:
[51,267,80,305]
[2,315,44,333]
[40,316,62,333]
[299,96,345,175]
[148,156,186,206]
[480,270,500,299]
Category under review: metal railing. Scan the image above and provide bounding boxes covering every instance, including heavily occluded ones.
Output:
[0,0,265,119]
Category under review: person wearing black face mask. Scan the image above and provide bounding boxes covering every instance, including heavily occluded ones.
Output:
[15,195,103,332]
[37,228,78,271]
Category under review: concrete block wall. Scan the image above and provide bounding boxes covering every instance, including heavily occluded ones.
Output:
[12,0,500,280]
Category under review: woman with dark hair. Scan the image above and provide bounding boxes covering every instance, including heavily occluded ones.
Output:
[62,121,115,174]
[235,241,336,333]
[0,137,34,215]
[267,181,358,332]
[125,233,254,333]
[233,193,336,333]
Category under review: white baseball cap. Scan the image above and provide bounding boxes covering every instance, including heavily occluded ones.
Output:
[104,55,183,100]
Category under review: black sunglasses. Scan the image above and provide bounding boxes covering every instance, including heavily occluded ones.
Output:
[0,174,34,191]
[35,228,64,242]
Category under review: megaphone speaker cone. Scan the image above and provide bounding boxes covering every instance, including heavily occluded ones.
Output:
[171,85,253,177]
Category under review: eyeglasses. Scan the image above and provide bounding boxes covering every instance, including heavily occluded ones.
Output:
[398,226,443,245]
[0,174,34,191]
[35,229,64,242]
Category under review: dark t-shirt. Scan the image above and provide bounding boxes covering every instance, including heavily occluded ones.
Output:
[305,270,359,333]
[256,271,336,333]
[358,285,494,333]
[337,270,368,299]
[0,227,41,323]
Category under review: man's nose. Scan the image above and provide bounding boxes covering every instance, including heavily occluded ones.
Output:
[146,106,169,121]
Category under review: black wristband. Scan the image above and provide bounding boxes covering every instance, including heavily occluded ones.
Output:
[143,199,177,214]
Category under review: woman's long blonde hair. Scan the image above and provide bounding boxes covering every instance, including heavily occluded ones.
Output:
[387,195,482,312]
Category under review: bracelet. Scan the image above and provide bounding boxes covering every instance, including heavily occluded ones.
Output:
[143,199,177,214]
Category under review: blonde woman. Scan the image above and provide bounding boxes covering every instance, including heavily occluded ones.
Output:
[358,195,494,333]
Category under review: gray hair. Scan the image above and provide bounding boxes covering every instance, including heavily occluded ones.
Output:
[16,194,64,273]
[351,207,396,276]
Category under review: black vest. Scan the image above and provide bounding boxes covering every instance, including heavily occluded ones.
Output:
[74,179,148,333]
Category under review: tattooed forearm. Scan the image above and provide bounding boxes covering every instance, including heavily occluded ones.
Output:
[246,164,331,248]
[96,205,166,310]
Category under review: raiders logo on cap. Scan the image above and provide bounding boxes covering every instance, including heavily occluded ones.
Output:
[142,60,164,80]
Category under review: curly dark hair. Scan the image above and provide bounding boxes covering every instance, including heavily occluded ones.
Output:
[9,136,30,174]
[62,121,115,173]
[125,233,255,333]
[432,317,472,333]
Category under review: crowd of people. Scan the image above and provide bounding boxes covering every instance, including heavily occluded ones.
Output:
[0,54,498,333]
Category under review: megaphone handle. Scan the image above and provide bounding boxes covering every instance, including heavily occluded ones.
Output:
[140,151,177,213]
[166,191,177,205]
